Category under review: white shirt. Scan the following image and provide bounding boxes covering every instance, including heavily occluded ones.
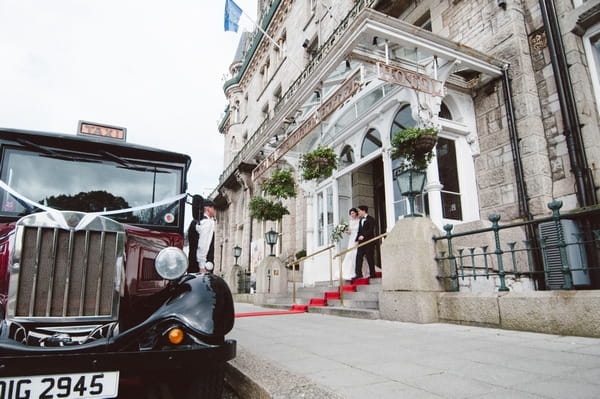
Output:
[195,214,215,270]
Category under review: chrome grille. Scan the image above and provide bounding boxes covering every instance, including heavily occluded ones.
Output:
[8,211,125,323]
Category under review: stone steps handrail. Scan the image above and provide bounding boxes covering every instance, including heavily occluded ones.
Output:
[287,244,335,304]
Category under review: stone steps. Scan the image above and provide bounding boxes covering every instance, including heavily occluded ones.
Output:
[263,277,382,317]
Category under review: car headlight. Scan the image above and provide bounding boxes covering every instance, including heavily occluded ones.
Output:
[155,247,188,280]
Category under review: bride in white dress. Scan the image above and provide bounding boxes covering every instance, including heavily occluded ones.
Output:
[335,208,362,280]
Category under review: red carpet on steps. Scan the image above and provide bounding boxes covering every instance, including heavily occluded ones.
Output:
[309,298,327,306]
[292,272,382,311]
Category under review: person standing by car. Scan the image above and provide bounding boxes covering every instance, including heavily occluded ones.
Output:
[197,199,216,273]
[187,195,203,273]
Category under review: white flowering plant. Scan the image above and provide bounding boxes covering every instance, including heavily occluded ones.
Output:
[330,221,349,243]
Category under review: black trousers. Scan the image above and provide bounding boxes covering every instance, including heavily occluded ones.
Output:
[355,244,376,277]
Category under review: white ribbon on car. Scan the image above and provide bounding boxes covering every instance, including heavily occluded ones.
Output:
[0,179,187,231]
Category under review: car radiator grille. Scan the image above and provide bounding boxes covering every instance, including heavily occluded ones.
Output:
[9,212,124,322]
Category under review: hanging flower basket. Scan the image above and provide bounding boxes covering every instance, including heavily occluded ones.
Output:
[248,196,290,221]
[391,127,439,171]
[414,133,438,157]
[261,169,296,199]
[299,146,338,180]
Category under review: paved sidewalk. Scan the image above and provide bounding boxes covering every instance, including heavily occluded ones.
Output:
[227,302,600,399]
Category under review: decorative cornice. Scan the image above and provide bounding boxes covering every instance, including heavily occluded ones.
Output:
[572,3,600,36]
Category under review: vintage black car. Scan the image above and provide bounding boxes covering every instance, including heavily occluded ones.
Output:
[0,127,235,398]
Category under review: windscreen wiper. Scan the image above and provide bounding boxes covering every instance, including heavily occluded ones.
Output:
[17,139,100,163]
[101,151,170,173]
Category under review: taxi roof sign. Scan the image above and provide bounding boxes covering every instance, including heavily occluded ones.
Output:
[77,121,127,141]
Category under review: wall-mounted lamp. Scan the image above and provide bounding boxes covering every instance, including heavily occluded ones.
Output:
[233,246,242,266]
[302,39,310,48]
[345,60,351,70]
[372,36,378,46]
[265,229,279,256]
[395,168,427,217]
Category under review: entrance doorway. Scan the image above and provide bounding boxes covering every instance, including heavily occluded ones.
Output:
[347,157,385,270]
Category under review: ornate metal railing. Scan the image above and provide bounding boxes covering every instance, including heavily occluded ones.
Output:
[434,201,600,292]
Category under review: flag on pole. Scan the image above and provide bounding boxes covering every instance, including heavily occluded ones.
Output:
[224,0,243,32]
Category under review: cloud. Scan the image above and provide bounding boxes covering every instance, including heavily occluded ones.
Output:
[0,0,256,199]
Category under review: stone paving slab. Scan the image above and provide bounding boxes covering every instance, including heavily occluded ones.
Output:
[226,303,600,399]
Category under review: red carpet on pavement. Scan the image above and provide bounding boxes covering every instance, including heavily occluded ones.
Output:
[235,309,306,318]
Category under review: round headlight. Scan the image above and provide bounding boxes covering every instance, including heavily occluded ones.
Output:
[155,247,188,280]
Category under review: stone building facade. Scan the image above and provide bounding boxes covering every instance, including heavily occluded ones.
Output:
[214,0,600,288]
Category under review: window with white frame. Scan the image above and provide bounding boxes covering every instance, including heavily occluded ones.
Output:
[275,32,287,64]
[583,23,600,116]
[233,100,240,123]
[316,186,334,247]
[260,58,270,88]
[273,85,282,105]
[308,0,317,15]
[361,129,382,157]
[436,137,462,220]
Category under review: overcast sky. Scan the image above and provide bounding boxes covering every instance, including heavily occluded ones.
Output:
[0,0,257,199]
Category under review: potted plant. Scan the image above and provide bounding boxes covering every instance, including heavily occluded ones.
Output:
[261,169,296,199]
[248,196,290,221]
[391,126,439,170]
[299,146,338,180]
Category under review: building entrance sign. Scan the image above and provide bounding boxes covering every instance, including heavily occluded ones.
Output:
[252,70,363,180]
[377,63,444,97]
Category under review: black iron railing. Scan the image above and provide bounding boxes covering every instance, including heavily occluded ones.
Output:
[433,200,600,292]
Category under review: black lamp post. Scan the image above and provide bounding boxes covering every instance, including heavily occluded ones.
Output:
[265,229,279,256]
[233,245,242,266]
[395,168,427,217]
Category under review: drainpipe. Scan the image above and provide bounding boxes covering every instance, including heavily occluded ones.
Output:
[501,66,532,221]
[502,65,545,286]
[539,0,598,206]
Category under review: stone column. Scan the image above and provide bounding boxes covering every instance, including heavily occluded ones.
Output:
[254,256,289,303]
[379,217,448,323]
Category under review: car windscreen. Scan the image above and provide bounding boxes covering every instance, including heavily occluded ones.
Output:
[0,147,183,228]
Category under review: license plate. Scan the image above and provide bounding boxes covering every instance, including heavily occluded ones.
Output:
[0,371,119,399]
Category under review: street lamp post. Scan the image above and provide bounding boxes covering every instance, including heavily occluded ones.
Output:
[395,168,427,217]
[265,229,279,256]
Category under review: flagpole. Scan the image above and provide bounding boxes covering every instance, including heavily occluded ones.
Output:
[240,11,304,73]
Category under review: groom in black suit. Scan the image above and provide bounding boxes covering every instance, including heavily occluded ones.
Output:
[355,205,376,278]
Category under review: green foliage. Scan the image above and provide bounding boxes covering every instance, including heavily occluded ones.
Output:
[299,146,338,180]
[248,196,290,221]
[391,127,439,170]
[44,190,129,212]
[261,169,296,199]
[295,249,306,260]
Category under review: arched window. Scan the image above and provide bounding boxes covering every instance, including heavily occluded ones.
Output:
[340,145,354,167]
[439,102,452,120]
[389,104,416,140]
[361,129,381,157]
